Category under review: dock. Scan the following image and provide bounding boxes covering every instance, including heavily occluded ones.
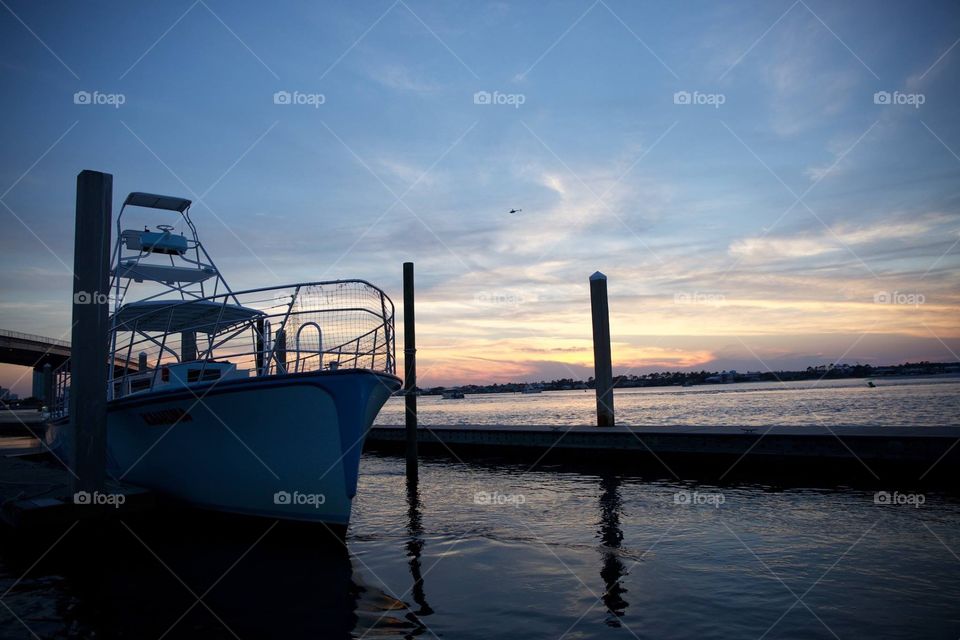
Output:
[366,424,960,485]
[0,409,48,437]
[0,438,154,533]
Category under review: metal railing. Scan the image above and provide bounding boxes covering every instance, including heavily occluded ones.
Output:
[52,279,396,416]
[0,329,71,348]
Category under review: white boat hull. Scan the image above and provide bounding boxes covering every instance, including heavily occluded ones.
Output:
[51,370,400,528]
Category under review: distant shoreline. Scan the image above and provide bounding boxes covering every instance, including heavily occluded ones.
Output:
[411,363,960,396]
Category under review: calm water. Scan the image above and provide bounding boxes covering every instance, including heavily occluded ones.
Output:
[2,378,959,638]
[376,376,960,426]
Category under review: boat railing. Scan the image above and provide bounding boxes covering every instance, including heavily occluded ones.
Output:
[104,279,396,401]
[51,359,70,420]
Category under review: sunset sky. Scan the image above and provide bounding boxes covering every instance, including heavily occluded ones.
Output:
[1,0,958,395]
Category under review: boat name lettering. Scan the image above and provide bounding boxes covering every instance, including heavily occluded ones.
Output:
[140,408,193,426]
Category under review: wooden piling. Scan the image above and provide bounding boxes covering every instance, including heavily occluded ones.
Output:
[590,271,615,427]
[70,170,113,494]
[403,262,418,481]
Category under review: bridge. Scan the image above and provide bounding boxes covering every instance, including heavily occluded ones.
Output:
[0,330,72,370]
[1,329,138,400]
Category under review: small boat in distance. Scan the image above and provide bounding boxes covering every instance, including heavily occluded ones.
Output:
[522,384,543,394]
[48,192,400,534]
[442,390,465,399]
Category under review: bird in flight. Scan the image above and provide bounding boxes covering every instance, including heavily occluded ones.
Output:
[509,208,522,214]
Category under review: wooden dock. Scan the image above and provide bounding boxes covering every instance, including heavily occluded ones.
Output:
[366,424,960,485]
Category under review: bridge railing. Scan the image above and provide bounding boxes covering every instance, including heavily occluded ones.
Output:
[0,329,71,348]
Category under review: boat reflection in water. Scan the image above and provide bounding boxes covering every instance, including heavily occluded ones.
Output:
[3,513,425,638]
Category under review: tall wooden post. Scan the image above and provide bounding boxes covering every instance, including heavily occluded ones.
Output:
[403,262,418,481]
[590,271,615,427]
[70,170,113,493]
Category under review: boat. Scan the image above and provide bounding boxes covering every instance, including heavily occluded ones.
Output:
[48,192,400,533]
[521,384,542,394]
[867,380,876,388]
[441,390,465,399]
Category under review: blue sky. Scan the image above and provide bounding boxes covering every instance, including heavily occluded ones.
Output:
[1,0,959,392]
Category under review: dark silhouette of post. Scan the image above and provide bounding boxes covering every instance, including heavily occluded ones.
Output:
[70,170,113,493]
[590,271,615,426]
[403,262,418,481]
[275,329,286,374]
[181,330,197,362]
[42,363,53,409]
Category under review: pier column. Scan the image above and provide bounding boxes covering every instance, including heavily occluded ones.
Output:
[590,271,615,427]
[70,170,113,494]
[403,262,418,481]
[42,363,53,409]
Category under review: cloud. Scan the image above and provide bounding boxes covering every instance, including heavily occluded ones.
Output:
[367,63,440,93]
[729,217,940,262]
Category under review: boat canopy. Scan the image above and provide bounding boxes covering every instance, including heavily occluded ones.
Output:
[113,299,263,334]
[124,192,192,212]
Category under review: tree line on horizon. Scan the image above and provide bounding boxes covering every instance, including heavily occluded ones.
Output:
[415,360,959,395]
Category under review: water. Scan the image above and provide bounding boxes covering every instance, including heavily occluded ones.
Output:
[376,376,960,427]
[2,379,959,638]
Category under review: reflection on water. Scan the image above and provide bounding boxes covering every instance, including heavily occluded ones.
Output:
[0,512,418,639]
[3,442,960,638]
[405,478,434,619]
[598,474,628,626]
